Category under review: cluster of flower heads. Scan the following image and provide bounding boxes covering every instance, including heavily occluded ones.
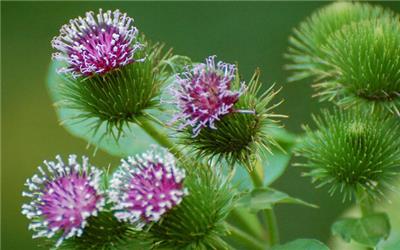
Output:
[109,148,188,228]
[22,149,187,247]
[52,9,142,77]
[170,56,246,136]
[21,155,105,247]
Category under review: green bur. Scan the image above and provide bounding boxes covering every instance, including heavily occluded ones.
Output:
[296,109,400,201]
[319,17,400,113]
[286,2,394,81]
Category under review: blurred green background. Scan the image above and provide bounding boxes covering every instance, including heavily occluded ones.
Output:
[2,1,400,249]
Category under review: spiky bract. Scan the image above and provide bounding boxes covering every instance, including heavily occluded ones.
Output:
[315,17,400,113]
[147,166,235,250]
[57,211,142,250]
[296,109,400,201]
[180,69,283,169]
[58,36,174,137]
[286,2,394,82]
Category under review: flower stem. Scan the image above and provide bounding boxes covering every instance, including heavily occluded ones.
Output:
[225,223,266,250]
[137,118,183,160]
[229,208,264,240]
[357,192,374,250]
[248,159,280,247]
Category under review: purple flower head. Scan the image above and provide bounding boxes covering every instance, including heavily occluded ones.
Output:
[109,148,188,228]
[51,9,142,77]
[21,155,105,247]
[171,55,246,136]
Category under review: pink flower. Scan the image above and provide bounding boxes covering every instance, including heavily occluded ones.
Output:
[109,149,187,228]
[171,56,246,136]
[52,9,142,77]
[21,155,105,247]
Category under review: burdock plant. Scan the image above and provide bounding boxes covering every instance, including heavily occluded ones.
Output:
[287,2,400,249]
[22,3,400,250]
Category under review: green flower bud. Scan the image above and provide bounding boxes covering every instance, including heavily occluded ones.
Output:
[316,17,400,113]
[296,109,400,201]
[146,166,236,249]
[286,2,394,82]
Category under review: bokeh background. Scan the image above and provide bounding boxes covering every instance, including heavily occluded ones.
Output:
[2,1,400,249]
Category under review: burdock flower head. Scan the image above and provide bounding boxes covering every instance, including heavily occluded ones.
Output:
[170,57,283,168]
[109,148,187,228]
[171,55,246,136]
[50,9,181,139]
[52,9,142,77]
[21,155,105,247]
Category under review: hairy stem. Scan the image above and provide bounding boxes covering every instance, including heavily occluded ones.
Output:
[249,159,280,247]
[137,118,184,160]
[225,223,266,250]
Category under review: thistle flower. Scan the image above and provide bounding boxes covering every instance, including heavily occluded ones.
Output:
[316,17,400,113]
[147,165,235,249]
[52,9,141,77]
[286,2,394,82]
[109,148,187,228]
[171,55,246,136]
[296,109,400,201]
[21,155,105,247]
[175,66,283,169]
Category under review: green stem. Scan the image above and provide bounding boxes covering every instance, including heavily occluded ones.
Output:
[225,223,266,250]
[264,209,279,246]
[229,208,264,240]
[137,118,183,160]
[357,192,374,250]
[248,160,280,247]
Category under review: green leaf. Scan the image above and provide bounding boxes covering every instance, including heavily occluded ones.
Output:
[264,127,297,185]
[236,187,317,213]
[331,213,391,247]
[271,239,329,250]
[232,127,297,189]
[384,239,400,250]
